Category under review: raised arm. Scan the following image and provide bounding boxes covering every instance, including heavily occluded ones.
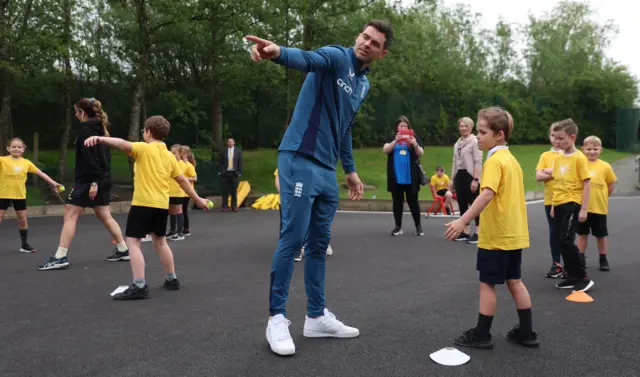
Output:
[84,136,132,154]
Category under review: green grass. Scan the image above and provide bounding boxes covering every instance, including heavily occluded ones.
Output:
[198,145,632,200]
[22,145,633,204]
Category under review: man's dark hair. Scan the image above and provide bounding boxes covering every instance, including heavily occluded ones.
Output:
[363,20,393,49]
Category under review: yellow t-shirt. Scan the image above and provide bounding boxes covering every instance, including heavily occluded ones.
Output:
[585,159,617,215]
[128,142,181,209]
[0,156,39,199]
[478,148,530,251]
[535,149,561,205]
[169,159,187,198]
[184,161,196,191]
[551,151,590,206]
[430,173,450,192]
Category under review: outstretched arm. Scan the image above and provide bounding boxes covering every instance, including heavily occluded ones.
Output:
[246,36,340,73]
[34,169,61,189]
[84,136,132,154]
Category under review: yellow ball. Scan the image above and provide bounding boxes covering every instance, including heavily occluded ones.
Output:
[207,200,214,209]
[59,186,65,192]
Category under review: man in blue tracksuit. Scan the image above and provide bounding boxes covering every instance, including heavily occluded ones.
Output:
[246,20,393,356]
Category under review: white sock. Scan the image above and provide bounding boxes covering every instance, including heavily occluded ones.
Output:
[116,242,128,252]
[55,247,68,259]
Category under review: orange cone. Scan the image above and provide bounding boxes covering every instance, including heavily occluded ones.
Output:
[565,291,594,303]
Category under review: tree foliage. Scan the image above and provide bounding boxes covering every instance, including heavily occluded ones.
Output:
[0,0,637,154]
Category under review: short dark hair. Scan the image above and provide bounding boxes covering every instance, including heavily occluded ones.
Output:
[436,165,444,171]
[144,115,171,140]
[363,20,393,49]
[552,118,579,136]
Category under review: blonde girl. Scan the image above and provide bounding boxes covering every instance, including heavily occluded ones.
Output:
[0,138,62,253]
[167,144,186,240]
[180,146,197,236]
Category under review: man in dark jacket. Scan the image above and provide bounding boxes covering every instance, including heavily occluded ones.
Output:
[219,137,243,211]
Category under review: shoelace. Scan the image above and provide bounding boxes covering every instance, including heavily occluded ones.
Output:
[321,311,346,330]
[272,318,292,341]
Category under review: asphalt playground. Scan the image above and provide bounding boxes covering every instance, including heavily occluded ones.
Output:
[1,197,639,377]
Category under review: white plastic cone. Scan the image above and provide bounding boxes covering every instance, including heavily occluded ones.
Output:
[429,347,470,366]
[110,285,129,296]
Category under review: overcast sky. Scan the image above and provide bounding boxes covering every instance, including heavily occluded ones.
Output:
[403,0,639,83]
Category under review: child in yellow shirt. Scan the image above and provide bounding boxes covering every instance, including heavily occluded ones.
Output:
[84,116,210,300]
[180,146,197,236]
[535,123,563,278]
[167,144,186,240]
[543,119,593,292]
[0,138,62,253]
[430,165,452,215]
[576,136,616,271]
[445,107,537,349]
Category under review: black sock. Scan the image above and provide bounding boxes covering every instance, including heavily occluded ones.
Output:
[517,308,533,334]
[599,254,607,261]
[19,228,28,246]
[170,215,177,233]
[475,313,494,339]
[177,213,184,234]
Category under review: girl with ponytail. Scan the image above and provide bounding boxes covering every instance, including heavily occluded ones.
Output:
[38,98,129,271]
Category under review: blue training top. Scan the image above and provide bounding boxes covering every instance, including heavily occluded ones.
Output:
[393,143,411,185]
[272,45,371,174]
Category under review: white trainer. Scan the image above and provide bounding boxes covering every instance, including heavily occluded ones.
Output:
[266,314,295,355]
[326,245,333,256]
[303,308,359,338]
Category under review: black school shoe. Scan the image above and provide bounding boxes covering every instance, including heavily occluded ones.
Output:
[506,325,539,348]
[113,284,149,300]
[454,328,494,349]
[163,278,180,290]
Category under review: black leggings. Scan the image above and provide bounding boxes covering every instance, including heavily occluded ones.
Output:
[391,184,421,228]
[454,169,479,225]
[182,198,190,230]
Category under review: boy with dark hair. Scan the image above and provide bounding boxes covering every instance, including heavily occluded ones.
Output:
[84,115,211,300]
[544,119,593,292]
[445,106,538,349]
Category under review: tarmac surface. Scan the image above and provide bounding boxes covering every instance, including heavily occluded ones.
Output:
[1,198,639,377]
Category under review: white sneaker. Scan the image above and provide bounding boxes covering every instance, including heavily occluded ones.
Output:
[303,308,359,338]
[266,314,295,355]
[142,235,152,242]
[294,248,304,262]
[326,245,333,256]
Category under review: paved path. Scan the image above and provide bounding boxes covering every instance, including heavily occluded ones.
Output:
[611,155,639,193]
[1,198,639,376]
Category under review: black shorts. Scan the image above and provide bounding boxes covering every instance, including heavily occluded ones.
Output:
[577,213,608,237]
[169,197,187,205]
[436,189,448,197]
[125,205,169,239]
[0,198,27,211]
[66,181,111,208]
[477,248,522,285]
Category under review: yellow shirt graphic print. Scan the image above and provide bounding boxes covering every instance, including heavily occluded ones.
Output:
[551,151,590,206]
[0,156,39,199]
[585,159,616,215]
[430,174,450,192]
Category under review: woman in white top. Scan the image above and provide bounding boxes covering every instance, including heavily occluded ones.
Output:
[450,117,483,243]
